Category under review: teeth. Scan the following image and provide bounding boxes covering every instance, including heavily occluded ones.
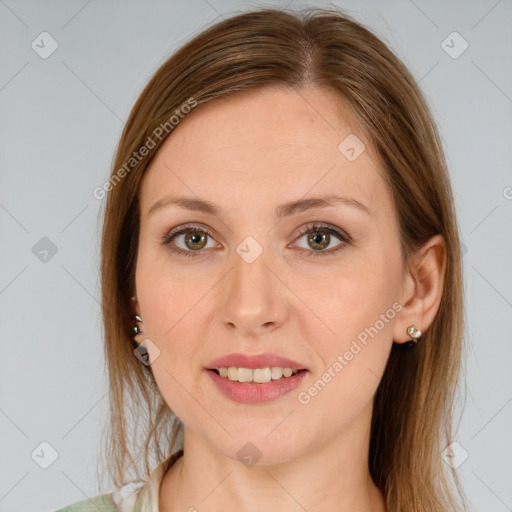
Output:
[217,367,299,383]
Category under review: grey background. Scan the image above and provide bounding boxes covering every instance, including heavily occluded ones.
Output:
[1,0,511,511]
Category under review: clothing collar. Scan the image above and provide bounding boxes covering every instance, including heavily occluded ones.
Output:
[133,449,184,512]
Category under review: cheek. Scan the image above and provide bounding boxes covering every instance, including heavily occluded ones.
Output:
[135,247,206,396]
[141,299,204,422]
[295,284,396,426]
[297,249,401,349]
[292,246,401,405]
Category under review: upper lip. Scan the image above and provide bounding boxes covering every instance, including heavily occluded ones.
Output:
[206,353,309,370]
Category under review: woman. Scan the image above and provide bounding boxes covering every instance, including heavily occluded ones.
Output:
[56,6,467,512]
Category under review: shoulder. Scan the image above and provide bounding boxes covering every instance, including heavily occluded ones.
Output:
[52,492,118,511]
[52,450,182,512]
[54,481,145,512]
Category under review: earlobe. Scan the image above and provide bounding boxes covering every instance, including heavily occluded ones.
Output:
[393,234,446,344]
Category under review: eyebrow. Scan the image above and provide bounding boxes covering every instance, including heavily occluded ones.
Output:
[147,193,370,220]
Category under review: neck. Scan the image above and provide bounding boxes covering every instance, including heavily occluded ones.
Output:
[159,401,386,512]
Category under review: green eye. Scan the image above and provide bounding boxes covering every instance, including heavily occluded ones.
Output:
[293,223,350,257]
[162,225,216,257]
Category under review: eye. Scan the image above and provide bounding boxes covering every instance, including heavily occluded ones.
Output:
[160,224,218,258]
[293,223,351,257]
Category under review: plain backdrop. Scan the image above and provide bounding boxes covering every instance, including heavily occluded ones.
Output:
[1,1,511,511]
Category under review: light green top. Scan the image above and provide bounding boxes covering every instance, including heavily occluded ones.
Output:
[54,449,183,512]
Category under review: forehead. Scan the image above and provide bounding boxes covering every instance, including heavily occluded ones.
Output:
[139,86,390,218]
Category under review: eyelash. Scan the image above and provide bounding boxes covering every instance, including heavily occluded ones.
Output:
[160,222,351,259]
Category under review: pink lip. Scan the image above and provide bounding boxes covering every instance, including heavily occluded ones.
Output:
[206,368,308,404]
[205,352,308,370]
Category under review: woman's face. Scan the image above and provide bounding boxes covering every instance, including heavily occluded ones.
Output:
[134,85,408,464]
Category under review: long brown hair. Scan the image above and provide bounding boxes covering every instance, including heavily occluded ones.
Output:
[98,7,467,511]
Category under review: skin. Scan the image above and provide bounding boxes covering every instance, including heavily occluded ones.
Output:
[131,85,446,512]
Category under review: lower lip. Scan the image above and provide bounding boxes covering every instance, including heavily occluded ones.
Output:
[206,369,308,404]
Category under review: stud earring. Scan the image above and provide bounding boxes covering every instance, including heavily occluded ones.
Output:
[393,324,422,351]
[407,324,422,340]
[130,314,144,347]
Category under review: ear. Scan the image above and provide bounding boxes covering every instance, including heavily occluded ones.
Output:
[393,234,446,344]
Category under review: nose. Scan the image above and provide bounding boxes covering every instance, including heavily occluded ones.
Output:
[220,247,289,336]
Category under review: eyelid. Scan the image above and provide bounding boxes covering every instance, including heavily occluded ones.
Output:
[293,222,351,244]
[164,222,217,241]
